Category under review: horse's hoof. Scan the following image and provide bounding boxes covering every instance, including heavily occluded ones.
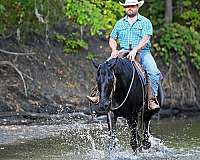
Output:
[130,140,139,152]
[142,140,151,150]
[108,141,116,151]
[131,145,138,152]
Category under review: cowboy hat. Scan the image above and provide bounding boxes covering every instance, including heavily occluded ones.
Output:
[120,0,144,8]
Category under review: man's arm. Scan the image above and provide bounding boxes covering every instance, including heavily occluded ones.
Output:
[127,35,151,61]
[109,37,119,58]
[134,35,151,52]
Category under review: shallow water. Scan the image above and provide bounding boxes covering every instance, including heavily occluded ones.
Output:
[0,116,200,160]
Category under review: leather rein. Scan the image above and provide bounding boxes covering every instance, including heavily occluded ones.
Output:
[110,61,136,110]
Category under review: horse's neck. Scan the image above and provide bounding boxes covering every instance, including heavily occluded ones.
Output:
[114,60,134,89]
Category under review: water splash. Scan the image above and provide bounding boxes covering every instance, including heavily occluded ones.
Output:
[0,118,200,160]
[86,130,96,151]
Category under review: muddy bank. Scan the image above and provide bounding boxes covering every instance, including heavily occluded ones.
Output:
[0,25,200,124]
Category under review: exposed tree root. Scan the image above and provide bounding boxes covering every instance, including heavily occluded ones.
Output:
[186,65,200,108]
[162,64,172,88]
[0,61,27,97]
[0,48,35,56]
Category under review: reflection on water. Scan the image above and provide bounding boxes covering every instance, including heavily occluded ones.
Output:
[0,117,200,160]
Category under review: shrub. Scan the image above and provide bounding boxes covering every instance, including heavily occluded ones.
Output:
[153,23,200,73]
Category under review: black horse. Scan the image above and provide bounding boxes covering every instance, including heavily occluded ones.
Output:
[93,57,163,152]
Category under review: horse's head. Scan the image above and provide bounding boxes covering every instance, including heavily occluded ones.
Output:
[93,58,117,113]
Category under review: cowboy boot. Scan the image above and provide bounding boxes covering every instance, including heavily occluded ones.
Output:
[148,96,160,110]
[145,72,160,110]
[86,95,99,104]
[147,84,160,110]
[86,85,100,104]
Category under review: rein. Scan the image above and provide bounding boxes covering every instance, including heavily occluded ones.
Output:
[110,61,136,110]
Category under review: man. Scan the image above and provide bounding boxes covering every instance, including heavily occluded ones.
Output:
[87,0,160,110]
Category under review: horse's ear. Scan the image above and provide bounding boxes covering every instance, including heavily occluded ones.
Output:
[92,60,99,69]
[108,57,118,70]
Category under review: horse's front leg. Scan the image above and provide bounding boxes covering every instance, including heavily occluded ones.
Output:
[127,117,140,152]
[142,112,152,150]
[107,111,117,150]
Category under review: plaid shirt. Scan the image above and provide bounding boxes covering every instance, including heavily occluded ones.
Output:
[110,14,153,51]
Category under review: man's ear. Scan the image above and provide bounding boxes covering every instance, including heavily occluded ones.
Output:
[92,60,100,69]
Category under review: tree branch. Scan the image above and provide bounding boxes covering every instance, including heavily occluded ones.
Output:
[0,61,28,97]
[0,31,16,39]
[0,48,35,56]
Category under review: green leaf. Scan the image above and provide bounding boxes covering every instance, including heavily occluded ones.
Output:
[0,4,5,13]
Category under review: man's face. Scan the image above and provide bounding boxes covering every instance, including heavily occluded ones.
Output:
[125,5,138,17]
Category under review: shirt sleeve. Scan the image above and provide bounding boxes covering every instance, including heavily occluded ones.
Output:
[141,19,153,37]
[110,22,119,39]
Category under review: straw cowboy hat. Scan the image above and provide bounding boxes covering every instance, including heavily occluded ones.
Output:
[120,0,144,8]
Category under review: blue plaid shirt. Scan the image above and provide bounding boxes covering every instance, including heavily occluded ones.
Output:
[110,14,153,51]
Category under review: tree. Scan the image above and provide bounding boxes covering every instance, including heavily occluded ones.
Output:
[165,0,173,23]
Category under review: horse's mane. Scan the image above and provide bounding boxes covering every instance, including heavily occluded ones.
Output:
[107,58,134,78]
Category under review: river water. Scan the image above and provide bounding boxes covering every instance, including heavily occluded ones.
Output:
[0,116,200,160]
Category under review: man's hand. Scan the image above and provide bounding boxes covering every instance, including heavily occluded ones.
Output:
[111,49,119,58]
[127,49,137,61]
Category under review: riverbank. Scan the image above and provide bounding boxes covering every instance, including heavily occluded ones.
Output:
[0,107,200,125]
[0,26,200,123]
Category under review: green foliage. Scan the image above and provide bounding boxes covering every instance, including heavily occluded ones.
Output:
[64,39,88,53]
[181,9,200,30]
[65,0,124,36]
[86,52,96,60]
[174,0,200,31]
[0,4,5,13]
[153,23,200,74]
[140,0,165,28]
[182,0,192,6]
[0,0,64,37]
[0,0,200,62]
[55,34,88,54]
[64,0,124,53]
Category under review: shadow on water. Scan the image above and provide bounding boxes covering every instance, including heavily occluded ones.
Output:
[0,116,200,160]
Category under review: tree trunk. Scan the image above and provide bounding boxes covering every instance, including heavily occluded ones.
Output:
[165,0,173,23]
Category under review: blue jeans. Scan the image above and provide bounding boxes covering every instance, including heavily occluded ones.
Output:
[140,50,161,96]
